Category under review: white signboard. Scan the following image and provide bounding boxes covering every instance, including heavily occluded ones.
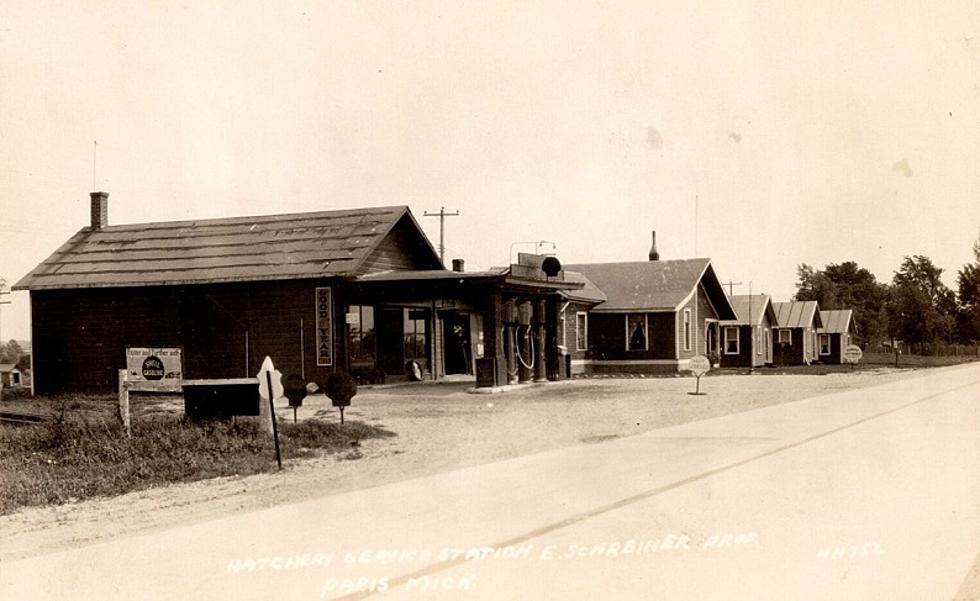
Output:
[843,345,863,364]
[687,355,711,377]
[316,287,334,366]
[126,347,183,383]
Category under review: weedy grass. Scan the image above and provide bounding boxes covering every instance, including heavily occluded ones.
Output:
[0,404,395,515]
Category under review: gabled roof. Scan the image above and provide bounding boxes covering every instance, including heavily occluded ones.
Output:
[560,271,607,304]
[721,294,775,326]
[562,259,736,319]
[0,364,19,373]
[773,301,823,329]
[819,310,854,334]
[14,206,441,290]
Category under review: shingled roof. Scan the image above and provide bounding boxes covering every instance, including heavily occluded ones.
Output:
[14,205,440,290]
[562,259,736,318]
[560,271,608,304]
[773,301,823,329]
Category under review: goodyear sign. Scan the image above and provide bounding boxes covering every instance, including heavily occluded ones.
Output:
[126,347,183,383]
[316,287,334,366]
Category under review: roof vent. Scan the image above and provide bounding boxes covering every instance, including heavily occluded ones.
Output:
[90,191,108,229]
[451,258,465,272]
[648,230,660,261]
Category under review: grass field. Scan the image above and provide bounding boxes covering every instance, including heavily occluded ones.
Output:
[0,393,394,515]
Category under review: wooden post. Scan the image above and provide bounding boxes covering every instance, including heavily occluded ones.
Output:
[117,369,131,438]
[266,370,282,470]
[533,299,547,382]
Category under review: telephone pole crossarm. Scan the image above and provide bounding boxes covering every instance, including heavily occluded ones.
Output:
[423,207,460,267]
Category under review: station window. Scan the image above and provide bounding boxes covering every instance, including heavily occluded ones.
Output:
[348,305,376,365]
[778,328,792,344]
[576,312,588,351]
[626,314,648,351]
[724,326,740,355]
[683,309,692,351]
[404,309,429,363]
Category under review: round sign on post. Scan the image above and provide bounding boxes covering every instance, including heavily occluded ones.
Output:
[687,355,711,395]
[843,345,863,365]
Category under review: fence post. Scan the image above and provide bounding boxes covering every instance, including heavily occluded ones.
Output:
[117,369,131,438]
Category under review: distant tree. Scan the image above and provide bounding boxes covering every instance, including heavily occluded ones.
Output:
[0,340,23,364]
[15,353,30,372]
[887,255,956,346]
[956,239,980,343]
[794,261,889,344]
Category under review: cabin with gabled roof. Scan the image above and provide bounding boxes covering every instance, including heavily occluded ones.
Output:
[564,244,737,374]
[772,300,823,365]
[817,309,855,364]
[719,294,776,368]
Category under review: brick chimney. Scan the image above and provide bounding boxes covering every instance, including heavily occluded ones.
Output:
[451,258,465,272]
[648,230,660,261]
[90,191,108,229]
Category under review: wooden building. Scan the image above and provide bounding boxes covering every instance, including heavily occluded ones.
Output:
[562,256,736,374]
[817,309,855,364]
[719,294,776,368]
[772,301,823,365]
[0,364,24,388]
[557,271,607,376]
[14,192,579,393]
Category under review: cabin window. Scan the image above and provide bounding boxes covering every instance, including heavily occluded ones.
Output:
[404,309,429,363]
[683,309,692,351]
[778,328,792,344]
[819,334,831,356]
[756,328,763,355]
[576,312,588,351]
[724,326,740,355]
[626,314,648,351]
[348,305,376,365]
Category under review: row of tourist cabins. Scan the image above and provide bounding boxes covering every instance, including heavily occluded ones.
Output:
[14,194,855,394]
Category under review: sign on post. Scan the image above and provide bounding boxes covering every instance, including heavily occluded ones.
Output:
[687,355,711,396]
[126,347,182,390]
[843,345,863,365]
[256,356,284,470]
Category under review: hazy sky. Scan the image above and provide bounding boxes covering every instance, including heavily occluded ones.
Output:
[1,1,978,341]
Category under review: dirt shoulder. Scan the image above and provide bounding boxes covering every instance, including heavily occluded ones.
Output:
[0,367,937,562]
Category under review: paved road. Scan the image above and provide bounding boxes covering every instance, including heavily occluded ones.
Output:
[2,364,979,600]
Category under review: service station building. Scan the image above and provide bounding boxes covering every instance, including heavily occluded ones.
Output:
[15,193,581,393]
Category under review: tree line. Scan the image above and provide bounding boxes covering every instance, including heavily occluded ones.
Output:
[794,238,980,349]
[0,340,30,371]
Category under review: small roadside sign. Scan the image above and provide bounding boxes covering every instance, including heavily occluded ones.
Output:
[687,355,711,395]
[688,355,711,377]
[844,345,863,364]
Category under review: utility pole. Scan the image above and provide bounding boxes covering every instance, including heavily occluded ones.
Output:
[721,279,743,296]
[423,206,459,267]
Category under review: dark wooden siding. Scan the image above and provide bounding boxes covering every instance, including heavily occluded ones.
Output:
[589,312,674,360]
[31,278,348,394]
[773,327,808,365]
[358,215,441,274]
[720,324,753,367]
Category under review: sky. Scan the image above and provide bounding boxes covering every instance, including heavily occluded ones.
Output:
[1,1,978,342]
